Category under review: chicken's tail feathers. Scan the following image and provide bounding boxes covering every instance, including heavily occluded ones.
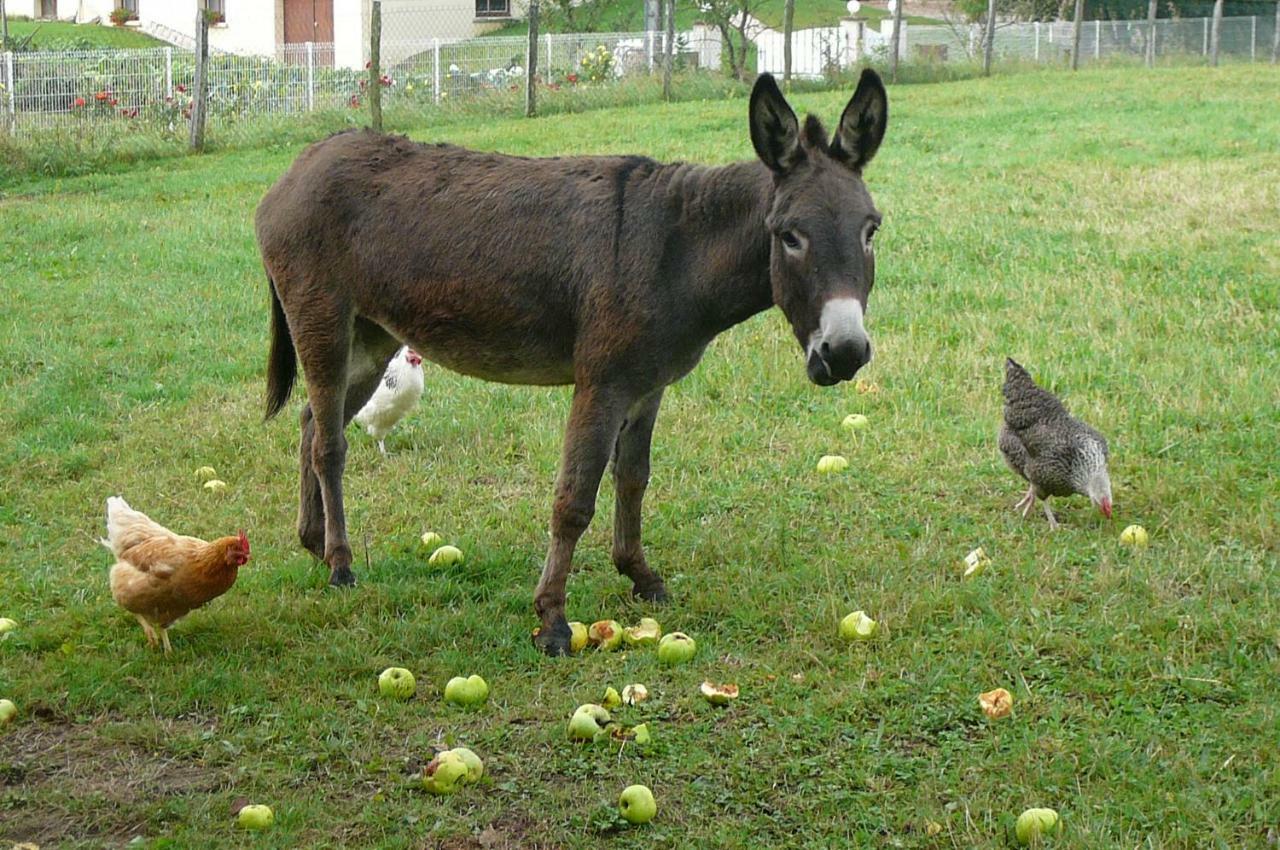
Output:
[264,271,297,421]
[103,496,167,554]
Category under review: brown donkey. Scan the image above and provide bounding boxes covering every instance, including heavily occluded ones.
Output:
[258,71,888,655]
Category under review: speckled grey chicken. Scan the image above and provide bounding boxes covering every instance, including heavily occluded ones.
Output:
[999,358,1112,529]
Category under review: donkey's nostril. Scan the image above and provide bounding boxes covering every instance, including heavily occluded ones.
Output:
[820,340,832,358]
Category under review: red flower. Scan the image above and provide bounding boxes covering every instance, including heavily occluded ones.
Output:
[379,74,393,87]
[364,60,372,69]
[109,98,119,107]
[176,83,187,93]
[566,73,579,84]
[359,79,367,90]
[95,91,109,101]
[349,95,362,108]
[72,97,87,108]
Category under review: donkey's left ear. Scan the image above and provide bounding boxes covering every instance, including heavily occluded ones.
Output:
[830,69,888,173]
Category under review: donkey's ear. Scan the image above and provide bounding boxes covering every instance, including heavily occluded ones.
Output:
[830,69,888,173]
[749,73,803,174]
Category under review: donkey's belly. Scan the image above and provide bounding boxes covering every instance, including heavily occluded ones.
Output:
[406,328,576,387]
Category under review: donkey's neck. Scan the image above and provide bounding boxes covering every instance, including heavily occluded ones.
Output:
[663,159,775,335]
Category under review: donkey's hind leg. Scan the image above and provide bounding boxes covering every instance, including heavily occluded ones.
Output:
[610,390,669,603]
[297,403,326,560]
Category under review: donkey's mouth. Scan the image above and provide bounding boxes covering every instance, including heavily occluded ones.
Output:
[806,350,843,386]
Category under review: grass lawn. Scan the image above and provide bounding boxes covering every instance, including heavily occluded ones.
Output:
[4,18,164,49]
[1,64,1278,848]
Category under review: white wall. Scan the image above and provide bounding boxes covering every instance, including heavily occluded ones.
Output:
[334,0,366,70]
[73,0,115,23]
[7,1,41,19]
[208,0,280,56]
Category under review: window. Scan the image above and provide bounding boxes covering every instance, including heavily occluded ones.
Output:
[475,0,510,18]
[117,0,138,13]
[206,0,226,24]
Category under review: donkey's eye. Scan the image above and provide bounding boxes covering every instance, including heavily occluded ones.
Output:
[862,222,879,251]
[780,231,802,250]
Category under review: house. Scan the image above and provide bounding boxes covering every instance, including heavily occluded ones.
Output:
[8,1,525,70]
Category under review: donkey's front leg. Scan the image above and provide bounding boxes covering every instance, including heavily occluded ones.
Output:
[533,385,629,656]
[611,390,668,603]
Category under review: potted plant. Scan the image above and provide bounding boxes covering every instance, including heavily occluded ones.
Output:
[109,7,137,26]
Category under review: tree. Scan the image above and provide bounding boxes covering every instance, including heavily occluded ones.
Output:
[696,0,760,81]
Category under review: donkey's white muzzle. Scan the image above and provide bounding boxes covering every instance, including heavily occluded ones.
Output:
[806,297,872,385]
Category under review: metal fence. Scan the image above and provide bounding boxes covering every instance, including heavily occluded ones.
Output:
[1,15,1274,140]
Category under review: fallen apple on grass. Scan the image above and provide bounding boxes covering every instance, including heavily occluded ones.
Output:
[589,620,623,651]
[699,681,739,706]
[619,784,657,825]
[420,531,444,548]
[0,699,16,726]
[0,617,16,635]
[839,610,879,641]
[841,413,869,432]
[623,617,662,646]
[816,454,849,474]
[1119,524,1149,548]
[569,621,589,653]
[657,632,696,666]
[631,723,652,745]
[443,674,489,707]
[194,466,216,480]
[622,684,649,706]
[602,687,622,710]
[378,667,416,700]
[979,687,1013,720]
[429,544,464,566]
[237,804,274,830]
[568,704,611,741]
[422,751,469,794]
[202,479,227,492]
[1015,807,1062,844]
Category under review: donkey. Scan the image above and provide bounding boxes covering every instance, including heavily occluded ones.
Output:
[257,71,888,655]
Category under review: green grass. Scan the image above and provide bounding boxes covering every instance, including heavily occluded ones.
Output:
[4,18,164,49]
[1,64,1278,848]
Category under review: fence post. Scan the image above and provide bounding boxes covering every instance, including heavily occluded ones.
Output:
[1250,15,1256,61]
[305,41,315,111]
[525,0,539,117]
[3,51,13,136]
[433,38,441,103]
[164,46,173,95]
[1273,0,1279,63]
[1202,17,1208,56]
[1070,0,1083,69]
[546,31,552,84]
[1094,18,1101,59]
[369,0,383,131]
[783,0,794,87]
[1034,21,1040,61]
[663,0,675,100]
[1145,0,1156,66]
[1210,0,1222,65]
[647,29,654,72]
[889,0,903,82]
[189,9,208,152]
[983,0,996,74]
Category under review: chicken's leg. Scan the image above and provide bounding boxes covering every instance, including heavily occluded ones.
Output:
[377,439,387,455]
[1016,484,1036,517]
[159,627,173,655]
[135,614,159,648]
[1042,499,1059,531]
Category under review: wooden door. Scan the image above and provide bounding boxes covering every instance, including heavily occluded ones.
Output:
[40,0,57,19]
[283,0,335,43]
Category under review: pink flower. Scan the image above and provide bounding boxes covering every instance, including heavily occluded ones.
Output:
[72,96,87,108]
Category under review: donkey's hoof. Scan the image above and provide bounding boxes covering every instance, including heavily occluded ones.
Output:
[328,568,358,588]
[533,618,573,656]
[632,579,669,604]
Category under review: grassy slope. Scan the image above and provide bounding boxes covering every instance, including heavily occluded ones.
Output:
[1,65,1278,848]
[6,19,164,49]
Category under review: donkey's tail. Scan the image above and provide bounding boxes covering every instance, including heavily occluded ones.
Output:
[264,273,297,420]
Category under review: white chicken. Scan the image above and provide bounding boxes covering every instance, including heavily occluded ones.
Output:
[354,346,425,454]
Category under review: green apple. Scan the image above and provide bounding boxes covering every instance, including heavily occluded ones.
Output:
[443,674,489,706]
[568,703,611,741]
[657,632,696,666]
[446,747,484,784]
[699,681,739,706]
[194,465,217,480]
[618,784,657,825]
[839,610,879,641]
[420,531,444,548]
[428,544,464,566]
[631,723,652,745]
[623,617,662,646]
[203,479,227,492]
[841,413,869,432]
[1015,807,1061,844]
[0,617,16,635]
[588,620,623,651]
[0,699,16,726]
[237,804,274,830]
[569,621,590,653]
[602,686,622,710]
[622,683,649,706]
[422,751,469,794]
[378,667,416,700]
[1119,524,1149,548]
[816,454,849,474]
[963,546,990,579]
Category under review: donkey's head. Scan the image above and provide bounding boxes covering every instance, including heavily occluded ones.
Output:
[750,70,888,386]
